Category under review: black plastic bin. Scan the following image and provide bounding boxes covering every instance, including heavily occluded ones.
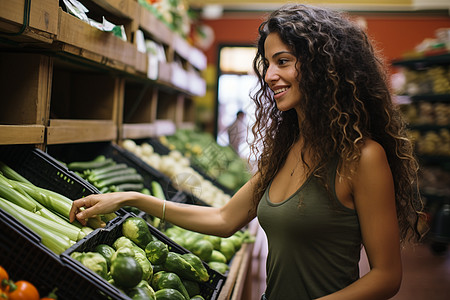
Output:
[47,142,185,208]
[0,208,114,300]
[61,213,226,300]
[0,144,101,200]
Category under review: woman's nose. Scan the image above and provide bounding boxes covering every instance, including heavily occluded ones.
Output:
[265,65,279,83]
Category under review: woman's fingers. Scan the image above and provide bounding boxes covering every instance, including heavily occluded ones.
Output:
[69,195,98,224]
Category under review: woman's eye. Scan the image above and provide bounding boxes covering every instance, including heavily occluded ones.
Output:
[278,58,288,65]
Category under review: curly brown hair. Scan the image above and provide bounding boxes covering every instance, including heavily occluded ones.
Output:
[250,4,423,243]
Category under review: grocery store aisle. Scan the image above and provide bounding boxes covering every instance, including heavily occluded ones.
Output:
[391,242,450,300]
[244,226,450,300]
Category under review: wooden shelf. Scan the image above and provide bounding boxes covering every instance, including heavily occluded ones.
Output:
[46,119,117,144]
[55,8,137,70]
[0,0,58,44]
[0,125,45,145]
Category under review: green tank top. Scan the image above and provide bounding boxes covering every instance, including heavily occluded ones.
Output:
[257,159,362,299]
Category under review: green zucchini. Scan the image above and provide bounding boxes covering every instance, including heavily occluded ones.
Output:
[115,183,145,192]
[151,181,166,200]
[67,156,115,172]
[85,163,128,177]
[87,168,137,183]
[94,173,144,189]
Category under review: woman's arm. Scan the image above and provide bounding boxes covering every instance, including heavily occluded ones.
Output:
[319,140,402,300]
[70,173,259,237]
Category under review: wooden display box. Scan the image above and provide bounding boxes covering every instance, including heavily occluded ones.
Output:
[46,63,121,144]
[0,0,58,43]
[121,80,157,139]
[56,8,137,70]
[0,53,51,145]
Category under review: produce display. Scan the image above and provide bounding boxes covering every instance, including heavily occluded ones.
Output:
[0,265,54,300]
[70,216,214,300]
[122,140,231,207]
[160,224,255,275]
[160,129,252,192]
[65,155,167,216]
[0,162,110,255]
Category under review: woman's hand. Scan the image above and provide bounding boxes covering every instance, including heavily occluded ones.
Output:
[69,192,137,225]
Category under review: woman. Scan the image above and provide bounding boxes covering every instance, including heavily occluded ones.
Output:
[70,4,423,299]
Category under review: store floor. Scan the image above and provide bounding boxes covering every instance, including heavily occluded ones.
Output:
[244,226,450,300]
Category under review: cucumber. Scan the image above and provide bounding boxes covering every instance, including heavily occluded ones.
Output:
[94,173,144,189]
[151,181,166,200]
[115,183,145,191]
[87,168,137,182]
[67,156,114,172]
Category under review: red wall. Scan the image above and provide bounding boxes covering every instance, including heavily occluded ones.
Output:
[202,14,450,66]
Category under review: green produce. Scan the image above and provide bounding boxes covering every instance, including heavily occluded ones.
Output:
[190,296,205,300]
[164,252,209,283]
[154,288,186,300]
[115,183,145,192]
[152,271,190,300]
[219,239,236,262]
[145,240,169,265]
[133,247,153,282]
[9,179,73,220]
[203,235,221,251]
[111,246,135,262]
[113,236,137,250]
[181,280,200,298]
[0,161,32,184]
[71,252,108,279]
[95,173,144,189]
[190,240,213,262]
[0,175,38,212]
[0,197,74,254]
[87,167,137,183]
[110,256,143,289]
[127,286,156,300]
[67,155,115,172]
[181,253,209,282]
[84,163,128,177]
[209,250,227,264]
[95,244,115,268]
[122,217,153,248]
[151,181,166,200]
[127,280,156,300]
[208,261,229,274]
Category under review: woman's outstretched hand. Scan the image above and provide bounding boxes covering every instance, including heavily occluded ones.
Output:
[69,192,135,225]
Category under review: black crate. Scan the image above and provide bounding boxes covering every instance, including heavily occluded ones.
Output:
[0,144,101,200]
[0,208,112,300]
[47,142,183,203]
[61,214,226,300]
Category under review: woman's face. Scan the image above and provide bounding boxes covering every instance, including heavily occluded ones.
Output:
[264,32,302,112]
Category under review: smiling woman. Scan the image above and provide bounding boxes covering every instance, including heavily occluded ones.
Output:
[69,4,424,300]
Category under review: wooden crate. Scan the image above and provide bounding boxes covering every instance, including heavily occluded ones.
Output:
[0,0,58,43]
[56,8,137,69]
